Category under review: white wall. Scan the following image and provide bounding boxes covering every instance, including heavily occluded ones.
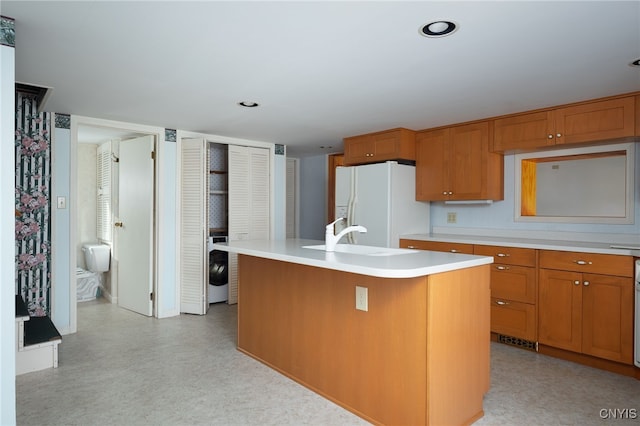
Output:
[51,125,72,334]
[298,155,328,240]
[158,138,177,317]
[1,39,16,426]
[76,144,97,268]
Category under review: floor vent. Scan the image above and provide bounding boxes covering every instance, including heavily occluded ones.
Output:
[497,334,538,351]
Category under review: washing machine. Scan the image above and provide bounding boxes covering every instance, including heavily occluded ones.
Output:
[208,235,228,303]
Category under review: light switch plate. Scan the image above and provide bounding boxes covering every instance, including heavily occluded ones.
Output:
[57,196,66,209]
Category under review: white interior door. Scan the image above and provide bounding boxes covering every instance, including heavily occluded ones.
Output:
[228,145,270,304]
[179,138,208,314]
[117,135,155,316]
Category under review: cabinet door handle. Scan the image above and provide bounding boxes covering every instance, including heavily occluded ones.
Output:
[495,300,509,306]
[547,134,554,139]
[495,265,510,271]
[450,249,459,253]
[574,260,593,265]
[448,191,453,195]
[496,253,510,257]
[574,280,581,285]
[407,245,417,249]
[583,281,590,286]
[556,133,562,138]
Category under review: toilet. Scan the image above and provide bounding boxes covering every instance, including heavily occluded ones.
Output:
[77,243,110,302]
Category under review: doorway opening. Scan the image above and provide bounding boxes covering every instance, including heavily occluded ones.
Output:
[71,118,160,332]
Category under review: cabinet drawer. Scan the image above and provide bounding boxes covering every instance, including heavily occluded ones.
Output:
[490,264,536,303]
[491,298,536,341]
[474,244,536,267]
[400,239,474,254]
[539,250,633,277]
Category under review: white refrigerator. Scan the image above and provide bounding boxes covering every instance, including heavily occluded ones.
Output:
[335,161,430,248]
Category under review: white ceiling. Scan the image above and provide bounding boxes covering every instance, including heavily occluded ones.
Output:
[3,1,640,156]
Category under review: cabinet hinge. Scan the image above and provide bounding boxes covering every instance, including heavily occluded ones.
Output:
[150,292,154,301]
[151,150,156,160]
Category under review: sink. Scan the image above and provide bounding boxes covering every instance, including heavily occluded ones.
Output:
[302,244,415,256]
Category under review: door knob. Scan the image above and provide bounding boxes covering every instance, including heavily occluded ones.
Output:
[114,221,123,228]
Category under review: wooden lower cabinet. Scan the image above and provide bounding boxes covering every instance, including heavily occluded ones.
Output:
[399,239,637,370]
[538,268,634,364]
[491,298,536,341]
[400,238,474,254]
[237,255,490,425]
[474,244,538,341]
[489,264,536,303]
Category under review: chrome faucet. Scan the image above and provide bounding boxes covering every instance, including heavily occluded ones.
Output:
[325,218,367,252]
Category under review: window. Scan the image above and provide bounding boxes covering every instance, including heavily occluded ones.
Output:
[514,143,635,224]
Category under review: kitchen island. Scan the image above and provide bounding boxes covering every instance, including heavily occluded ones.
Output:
[213,239,493,425]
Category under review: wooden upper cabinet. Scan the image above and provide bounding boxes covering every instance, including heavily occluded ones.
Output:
[343,128,415,165]
[415,128,449,201]
[492,96,636,152]
[492,110,555,152]
[416,121,503,201]
[556,97,635,145]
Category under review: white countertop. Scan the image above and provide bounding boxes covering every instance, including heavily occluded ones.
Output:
[401,233,640,256]
[213,238,493,278]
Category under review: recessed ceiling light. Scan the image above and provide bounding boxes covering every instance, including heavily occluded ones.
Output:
[238,101,259,108]
[631,59,640,67]
[420,20,458,38]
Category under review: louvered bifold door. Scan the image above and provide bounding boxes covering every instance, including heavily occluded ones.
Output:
[227,145,250,305]
[249,148,270,240]
[96,141,112,242]
[180,138,208,314]
[228,145,271,304]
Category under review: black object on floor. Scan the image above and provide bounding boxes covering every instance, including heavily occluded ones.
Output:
[24,316,62,346]
[16,294,62,346]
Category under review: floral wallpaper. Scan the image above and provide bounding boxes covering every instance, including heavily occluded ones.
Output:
[15,93,52,316]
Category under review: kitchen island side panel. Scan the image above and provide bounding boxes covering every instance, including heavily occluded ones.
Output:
[237,254,490,425]
[426,264,492,425]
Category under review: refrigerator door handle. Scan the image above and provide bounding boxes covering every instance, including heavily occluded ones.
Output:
[347,168,357,244]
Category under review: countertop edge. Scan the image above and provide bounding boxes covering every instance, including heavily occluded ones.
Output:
[401,234,640,256]
[214,240,494,278]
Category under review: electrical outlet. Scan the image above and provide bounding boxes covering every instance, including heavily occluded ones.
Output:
[447,212,457,223]
[355,286,368,311]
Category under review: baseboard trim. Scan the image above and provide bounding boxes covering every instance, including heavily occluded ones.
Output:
[538,344,639,379]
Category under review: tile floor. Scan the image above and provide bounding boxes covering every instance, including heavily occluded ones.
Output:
[16,299,640,425]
